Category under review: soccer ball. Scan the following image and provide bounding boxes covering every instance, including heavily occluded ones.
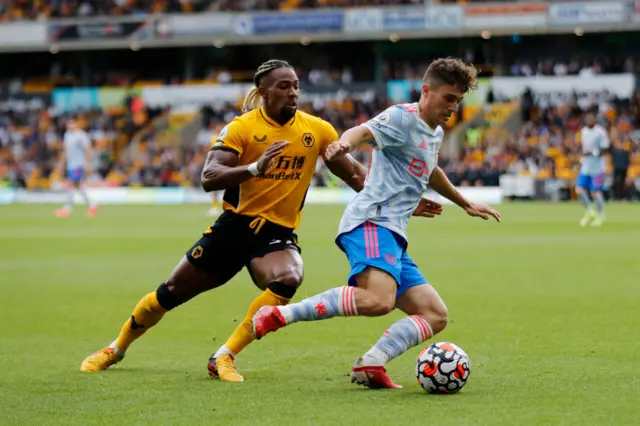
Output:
[416,341,471,394]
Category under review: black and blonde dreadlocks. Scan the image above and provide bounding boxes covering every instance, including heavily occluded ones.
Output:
[241,60,293,113]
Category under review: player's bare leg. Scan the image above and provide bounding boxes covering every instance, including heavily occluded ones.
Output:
[80,257,220,372]
[57,180,98,217]
[394,285,448,337]
[590,189,605,226]
[55,181,77,217]
[576,186,596,226]
[252,267,402,388]
[209,249,302,382]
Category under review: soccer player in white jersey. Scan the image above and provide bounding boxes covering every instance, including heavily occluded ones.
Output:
[55,120,98,217]
[251,58,500,389]
[576,113,610,227]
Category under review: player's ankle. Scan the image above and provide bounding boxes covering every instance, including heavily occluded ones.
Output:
[362,348,388,366]
[109,341,126,357]
[214,345,234,359]
[277,305,293,323]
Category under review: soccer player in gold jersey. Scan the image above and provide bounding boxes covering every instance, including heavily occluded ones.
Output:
[80,60,442,381]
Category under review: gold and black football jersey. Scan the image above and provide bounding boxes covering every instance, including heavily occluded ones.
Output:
[211,108,338,229]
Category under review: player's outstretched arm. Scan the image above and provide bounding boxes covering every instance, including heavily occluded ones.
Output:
[325,155,367,192]
[429,166,500,222]
[325,126,374,161]
[201,141,288,191]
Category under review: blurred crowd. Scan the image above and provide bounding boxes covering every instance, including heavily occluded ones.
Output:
[0,0,559,18]
[219,0,420,11]
[0,91,386,189]
[4,85,639,201]
[0,0,207,20]
[0,94,163,190]
[218,0,562,12]
[454,91,640,199]
[2,68,640,200]
[508,58,640,77]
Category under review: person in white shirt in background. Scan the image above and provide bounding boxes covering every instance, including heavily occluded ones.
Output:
[576,113,610,227]
[55,119,98,217]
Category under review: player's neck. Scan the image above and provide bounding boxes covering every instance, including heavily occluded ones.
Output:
[421,113,438,130]
[416,103,437,130]
[263,108,293,126]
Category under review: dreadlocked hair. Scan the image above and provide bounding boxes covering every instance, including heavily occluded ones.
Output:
[242,59,293,113]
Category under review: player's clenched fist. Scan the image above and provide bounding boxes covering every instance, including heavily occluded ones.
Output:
[325,140,351,161]
[257,141,289,173]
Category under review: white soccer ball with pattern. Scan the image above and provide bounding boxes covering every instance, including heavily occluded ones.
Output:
[416,342,471,394]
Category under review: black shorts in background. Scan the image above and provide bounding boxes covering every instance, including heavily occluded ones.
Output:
[185,211,301,286]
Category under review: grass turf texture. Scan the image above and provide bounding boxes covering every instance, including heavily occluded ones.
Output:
[1,203,639,425]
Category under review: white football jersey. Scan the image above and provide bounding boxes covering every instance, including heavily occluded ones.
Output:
[338,103,443,242]
[580,125,609,176]
[64,129,91,169]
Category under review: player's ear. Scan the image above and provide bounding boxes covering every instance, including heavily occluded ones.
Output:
[421,83,430,98]
[257,85,268,100]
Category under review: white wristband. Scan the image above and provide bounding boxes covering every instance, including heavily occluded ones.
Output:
[247,162,260,176]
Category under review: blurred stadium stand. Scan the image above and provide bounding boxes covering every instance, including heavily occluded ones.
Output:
[1,0,639,202]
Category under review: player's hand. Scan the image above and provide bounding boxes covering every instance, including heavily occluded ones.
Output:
[257,141,289,173]
[325,140,351,161]
[412,198,443,218]
[463,202,501,222]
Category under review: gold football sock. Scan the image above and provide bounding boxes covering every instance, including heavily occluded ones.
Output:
[114,291,167,353]
[224,289,291,355]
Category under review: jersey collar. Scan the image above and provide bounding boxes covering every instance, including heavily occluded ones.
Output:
[259,108,297,127]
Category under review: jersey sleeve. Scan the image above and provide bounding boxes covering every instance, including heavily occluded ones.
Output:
[318,119,339,155]
[210,117,247,157]
[362,105,408,150]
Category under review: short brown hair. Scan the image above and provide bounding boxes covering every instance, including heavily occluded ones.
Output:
[423,57,479,93]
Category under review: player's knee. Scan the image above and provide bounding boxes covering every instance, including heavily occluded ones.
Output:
[428,306,449,335]
[272,269,303,289]
[371,294,396,316]
[267,280,298,299]
[157,282,187,311]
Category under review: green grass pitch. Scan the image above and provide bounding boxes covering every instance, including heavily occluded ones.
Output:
[1,203,639,425]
